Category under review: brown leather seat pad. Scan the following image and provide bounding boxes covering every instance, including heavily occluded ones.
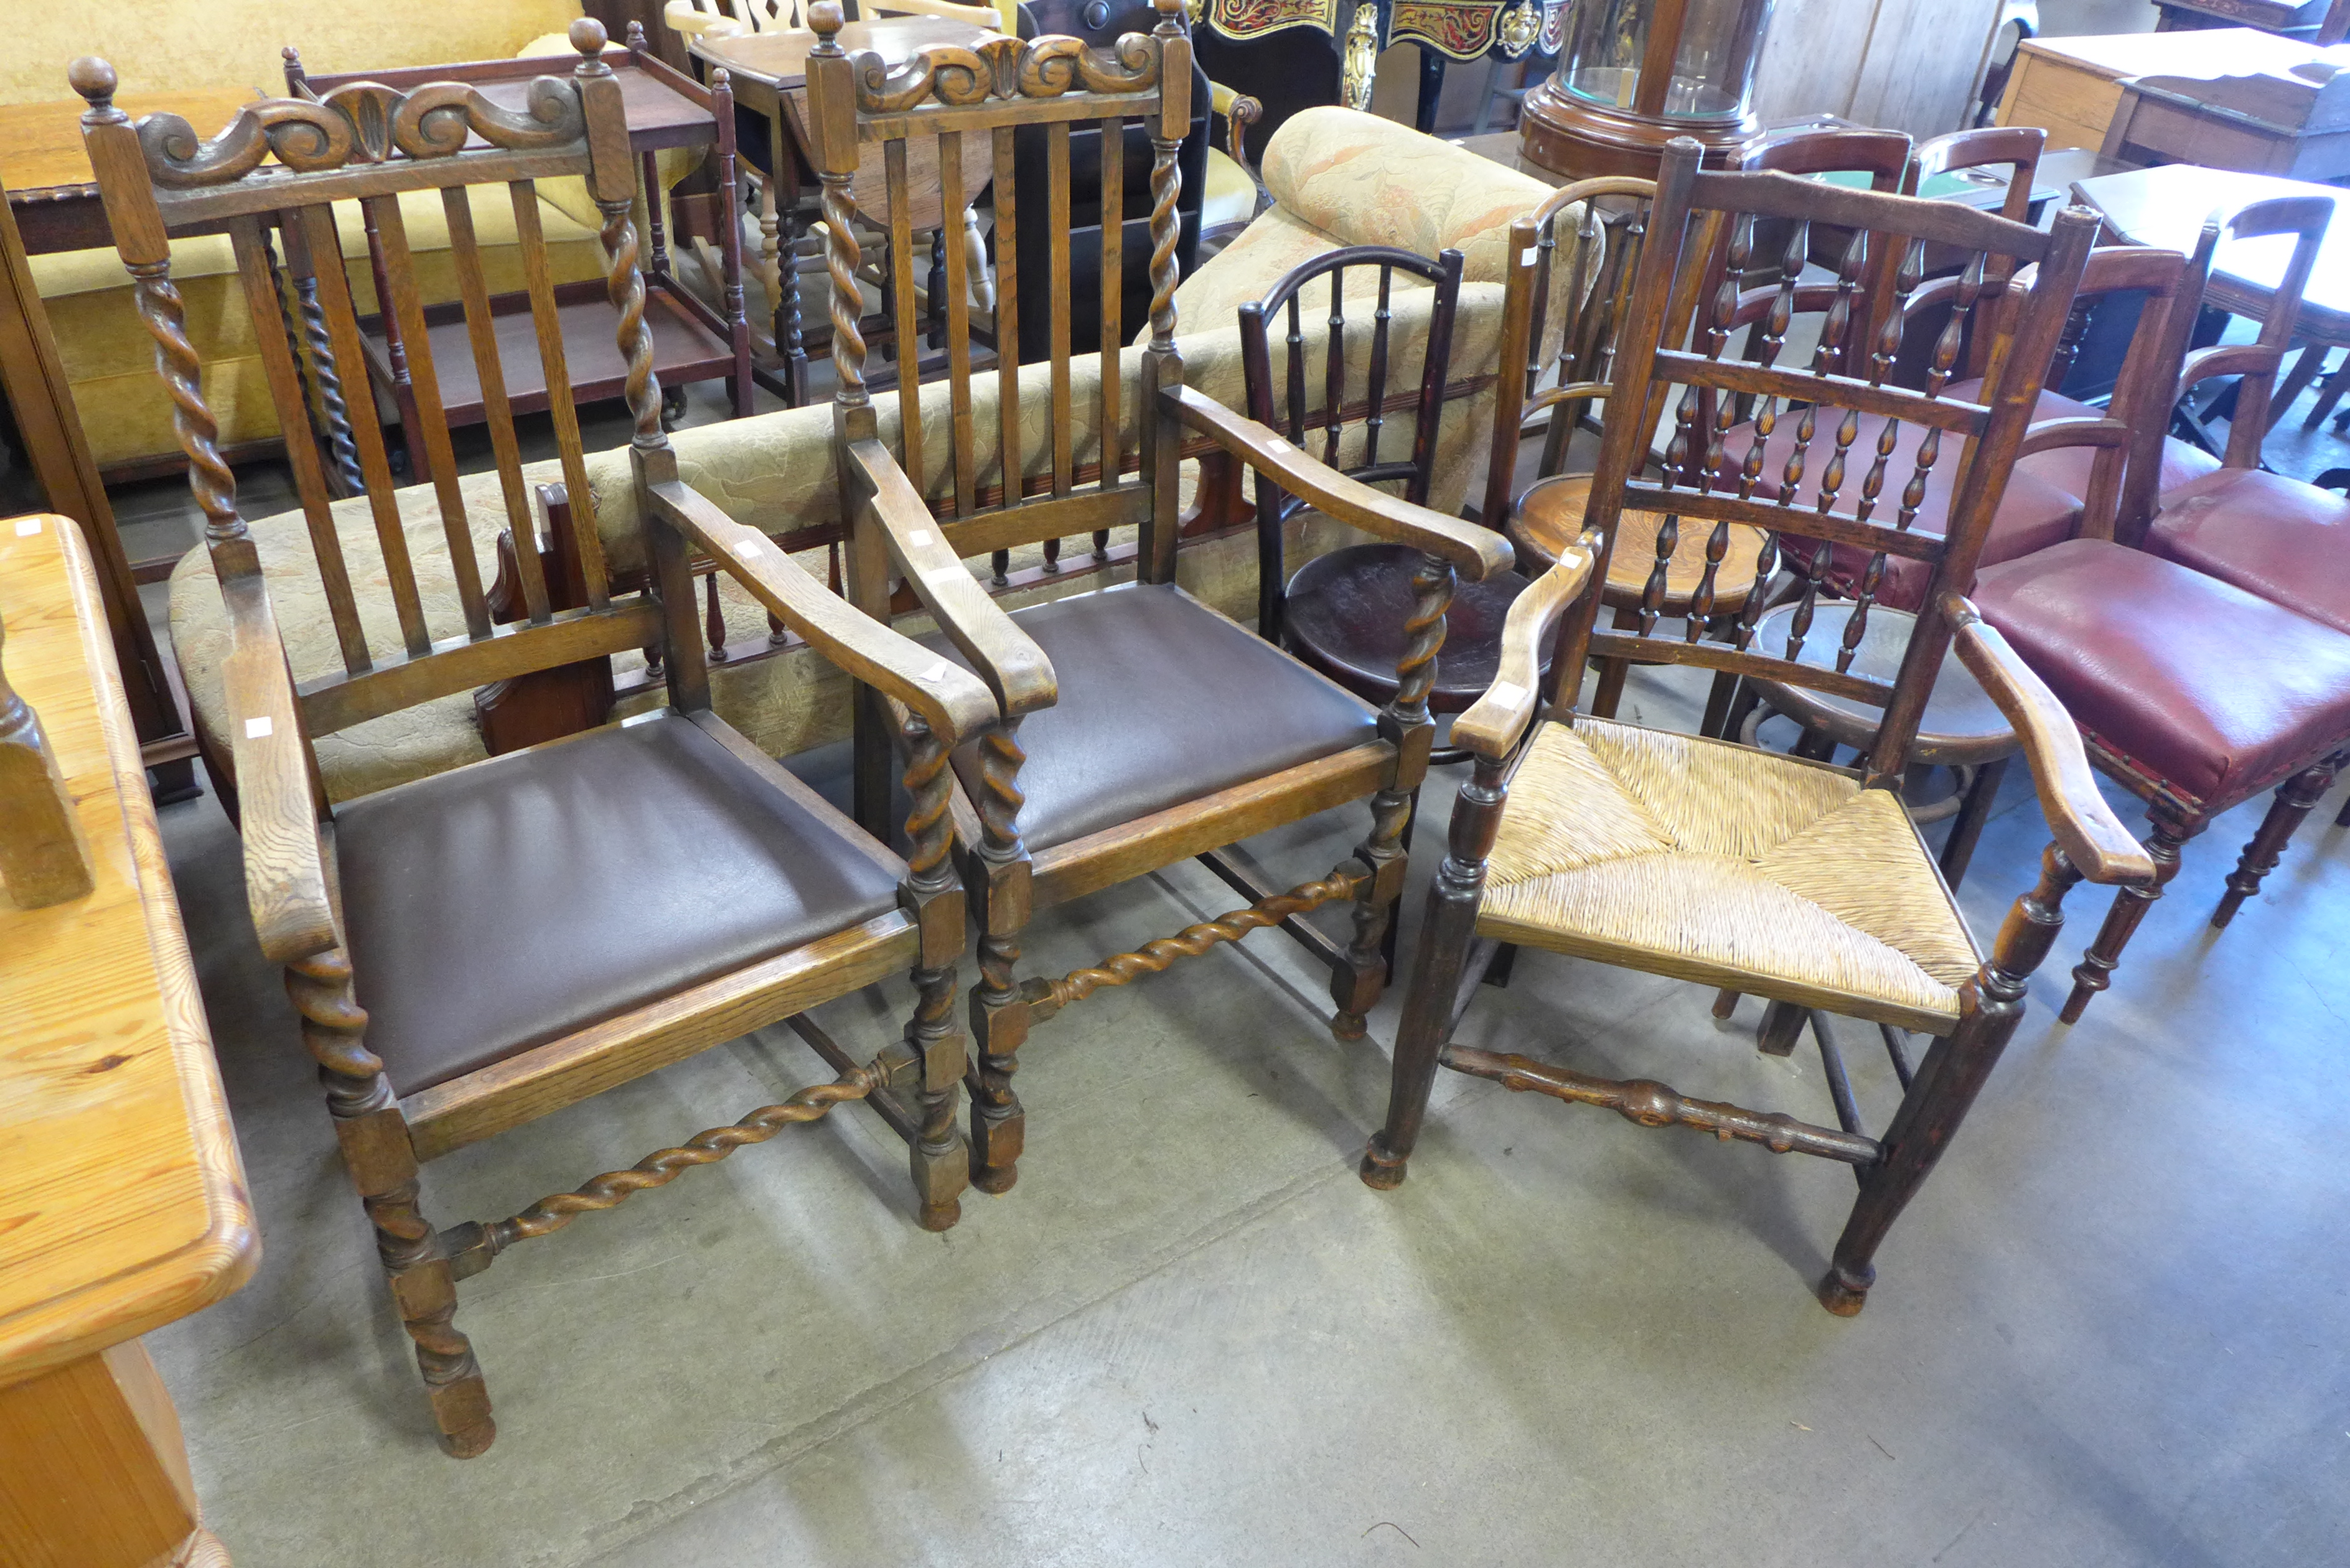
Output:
[922,582,1379,854]
[2146,468,2350,636]
[1718,380,2086,612]
[1972,539,2350,808]
[337,714,903,1096]
[1281,542,1540,711]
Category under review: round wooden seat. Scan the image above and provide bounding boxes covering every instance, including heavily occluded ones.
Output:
[1511,472,1770,613]
[1745,602,2016,768]
[1281,543,1545,712]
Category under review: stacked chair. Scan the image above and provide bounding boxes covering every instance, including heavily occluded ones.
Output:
[1360,138,2157,1317]
[1971,195,2350,1020]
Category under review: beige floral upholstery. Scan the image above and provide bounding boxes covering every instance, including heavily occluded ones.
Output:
[1168,107,1569,345]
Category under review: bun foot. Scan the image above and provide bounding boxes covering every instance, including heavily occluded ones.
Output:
[971,1164,1017,1195]
[1359,1135,1408,1190]
[1815,1264,1873,1318]
[437,1416,496,1458]
[1331,1010,1368,1042]
[918,1198,962,1232]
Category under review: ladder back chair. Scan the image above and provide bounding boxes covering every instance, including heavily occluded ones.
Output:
[1974,195,2350,1022]
[799,0,1512,1197]
[76,20,998,1457]
[1361,139,2156,1317]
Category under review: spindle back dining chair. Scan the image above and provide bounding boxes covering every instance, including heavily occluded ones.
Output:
[77,19,997,1458]
[1360,138,2155,1318]
[801,0,1514,1195]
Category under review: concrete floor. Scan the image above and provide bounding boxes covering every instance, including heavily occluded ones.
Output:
[147,645,2350,1566]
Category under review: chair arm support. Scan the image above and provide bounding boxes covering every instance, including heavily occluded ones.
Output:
[2014,415,2128,460]
[843,437,1056,719]
[1940,593,2155,887]
[647,477,998,747]
[1164,386,1515,581]
[2179,342,2285,401]
[217,578,335,964]
[1209,82,1260,177]
[1452,538,1598,760]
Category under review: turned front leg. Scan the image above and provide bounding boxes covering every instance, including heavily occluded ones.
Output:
[2215,756,2338,929]
[2062,808,2191,1024]
[1821,844,2084,1315]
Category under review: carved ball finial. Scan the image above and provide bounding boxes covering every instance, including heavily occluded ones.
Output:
[627,19,647,48]
[1154,0,1183,27]
[67,57,117,109]
[569,16,609,57]
[810,1,845,43]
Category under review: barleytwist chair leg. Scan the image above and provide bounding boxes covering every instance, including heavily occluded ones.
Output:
[1821,844,2084,1315]
[1332,785,1412,1040]
[290,950,494,1456]
[2061,812,2189,1024]
[2214,757,2337,928]
[968,929,1026,1194]
[904,961,968,1231]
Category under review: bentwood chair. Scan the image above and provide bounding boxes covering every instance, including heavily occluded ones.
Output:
[78,21,995,1457]
[797,0,1514,1195]
[1362,139,2155,1317]
[1974,196,2350,1022]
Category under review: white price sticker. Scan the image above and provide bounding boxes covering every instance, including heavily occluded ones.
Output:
[909,528,937,549]
[1486,681,1527,709]
[14,518,40,537]
[244,716,274,739]
[920,661,951,683]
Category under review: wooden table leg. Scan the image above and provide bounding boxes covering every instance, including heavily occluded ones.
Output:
[0,1340,228,1567]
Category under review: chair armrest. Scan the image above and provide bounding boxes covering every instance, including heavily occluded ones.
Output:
[662,1,746,39]
[646,477,998,747]
[1452,538,1598,761]
[216,578,335,964]
[2015,415,2128,460]
[1940,594,2154,887]
[1209,81,1260,178]
[842,437,1055,719]
[2179,342,2285,401]
[1164,386,1515,581]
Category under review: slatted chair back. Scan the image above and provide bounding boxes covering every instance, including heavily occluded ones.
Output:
[672,0,1003,35]
[1556,138,2097,789]
[74,22,663,752]
[1237,245,1462,640]
[807,0,1192,585]
[1481,176,1658,530]
[1723,129,1914,381]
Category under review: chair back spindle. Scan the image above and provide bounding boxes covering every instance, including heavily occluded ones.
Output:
[1553,139,2097,790]
[1236,246,1463,643]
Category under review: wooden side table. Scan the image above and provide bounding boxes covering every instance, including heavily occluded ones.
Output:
[0,514,257,1567]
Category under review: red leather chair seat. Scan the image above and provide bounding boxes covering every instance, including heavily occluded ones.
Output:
[1972,539,2350,806]
[923,582,1379,852]
[2145,467,2350,637]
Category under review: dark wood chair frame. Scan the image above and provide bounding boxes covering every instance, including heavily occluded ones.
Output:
[1238,242,1463,661]
[77,19,998,1457]
[1360,138,2155,1317]
[797,0,1513,1197]
[284,22,758,477]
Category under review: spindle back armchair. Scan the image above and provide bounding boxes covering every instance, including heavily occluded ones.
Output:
[1361,138,2155,1319]
[78,19,998,1458]
[804,0,1512,1196]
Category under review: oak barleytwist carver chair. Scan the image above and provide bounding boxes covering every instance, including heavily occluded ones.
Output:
[797,0,1513,1196]
[77,20,998,1457]
[1973,195,2350,1022]
[1360,139,2156,1317]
